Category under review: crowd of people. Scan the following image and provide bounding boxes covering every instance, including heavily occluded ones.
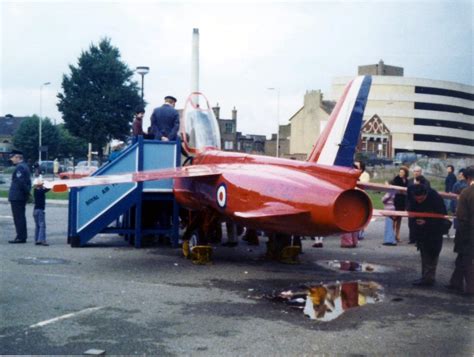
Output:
[380,164,473,295]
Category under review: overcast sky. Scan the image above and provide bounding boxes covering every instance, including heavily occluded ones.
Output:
[1,0,472,137]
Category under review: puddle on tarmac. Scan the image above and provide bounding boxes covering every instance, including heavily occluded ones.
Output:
[316,260,393,273]
[14,257,71,265]
[271,281,384,321]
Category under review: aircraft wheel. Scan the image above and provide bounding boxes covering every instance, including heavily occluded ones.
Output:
[182,230,201,258]
[189,230,201,248]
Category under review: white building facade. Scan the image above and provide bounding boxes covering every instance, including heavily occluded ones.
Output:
[331,76,474,158]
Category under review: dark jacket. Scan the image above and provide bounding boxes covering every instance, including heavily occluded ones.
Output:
[34,187,50,210]
[407,187,447,255]
[450,179,468,214]
[150,104,180,141]
[454,184,474,256]
[445,172,457,193]
[391,175,408,211]
[8,162,31,202]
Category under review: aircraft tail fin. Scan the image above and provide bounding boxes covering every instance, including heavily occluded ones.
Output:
[307,76,372,167]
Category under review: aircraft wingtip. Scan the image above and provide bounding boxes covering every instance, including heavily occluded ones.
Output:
[52,184,69,193]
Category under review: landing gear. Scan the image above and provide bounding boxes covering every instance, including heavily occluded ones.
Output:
[266,234,302,264]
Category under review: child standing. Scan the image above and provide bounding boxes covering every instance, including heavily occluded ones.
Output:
[33,177,50,246]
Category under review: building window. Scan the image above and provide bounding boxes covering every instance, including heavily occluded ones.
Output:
[225,123,234,134]
[414,102,474,116]
[224,141,234,150]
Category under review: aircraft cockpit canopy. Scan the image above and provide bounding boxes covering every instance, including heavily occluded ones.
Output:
[181,92,221,154]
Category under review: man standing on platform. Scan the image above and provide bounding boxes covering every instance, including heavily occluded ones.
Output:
[132,105,145,137]
[8,150,32,244]
[150,96,180,141]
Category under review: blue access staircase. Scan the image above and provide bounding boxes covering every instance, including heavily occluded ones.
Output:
[67,136,181,248]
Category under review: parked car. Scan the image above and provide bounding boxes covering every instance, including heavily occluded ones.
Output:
[59,160,99,179]
[393,152,426,166]
[39,161,58,174]
[355,152,393,167]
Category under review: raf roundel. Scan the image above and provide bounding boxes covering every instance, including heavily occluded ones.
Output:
[216,183,227,209]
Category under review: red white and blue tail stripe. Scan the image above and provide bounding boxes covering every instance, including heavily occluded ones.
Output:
[307,76,372,167]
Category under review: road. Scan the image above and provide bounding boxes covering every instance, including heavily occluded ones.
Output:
[0,201,473,355]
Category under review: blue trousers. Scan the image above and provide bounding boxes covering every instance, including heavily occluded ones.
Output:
[383,217,396,244]
[33,209,46,242]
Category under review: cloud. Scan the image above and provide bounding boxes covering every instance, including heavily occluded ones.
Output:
[1,0,472,137]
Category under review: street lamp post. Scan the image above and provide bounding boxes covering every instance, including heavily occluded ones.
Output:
[39,81,51,164]
[136,66,150,104]
[267,87,280,157]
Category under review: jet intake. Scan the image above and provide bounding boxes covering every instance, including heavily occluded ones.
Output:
[333,189,372,232]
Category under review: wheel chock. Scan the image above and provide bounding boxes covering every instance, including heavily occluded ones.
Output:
[280,246,301,264]
[190,245,213,265]
[182,240,191,258]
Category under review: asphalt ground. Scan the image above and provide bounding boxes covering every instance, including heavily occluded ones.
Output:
[0,200,473,356]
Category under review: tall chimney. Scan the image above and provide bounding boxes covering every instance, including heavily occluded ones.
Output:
[232,107,237,120]
[191,28,199,96]
[212,103,220,119]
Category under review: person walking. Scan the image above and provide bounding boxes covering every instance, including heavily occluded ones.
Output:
[53,158,59,180]
[450,169,469,237]
[150,96,180,141]
[8,150,32,244]
[445,165,457,194]
[407,184,447,287]
[446,166,474,296]
[355,161,369,241]
[444,164,457,213]
[382,187,397,246]
[390,166,409,242]
[32,177,50,246]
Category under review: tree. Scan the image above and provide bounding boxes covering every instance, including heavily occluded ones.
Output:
[13,115,59,162]
[56,124,88,159]
[57,38,141,157]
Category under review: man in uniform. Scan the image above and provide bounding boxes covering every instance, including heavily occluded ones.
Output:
[8,150,32,243]
[150,96,180,141]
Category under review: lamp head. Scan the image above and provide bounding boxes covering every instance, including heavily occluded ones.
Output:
[136,66,150,76]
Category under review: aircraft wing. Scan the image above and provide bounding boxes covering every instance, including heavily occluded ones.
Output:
[357,181,458,201]
[44,165,222,193]
[373,209,451,220]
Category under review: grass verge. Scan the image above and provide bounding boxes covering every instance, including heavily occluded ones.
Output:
[0,190,69,200]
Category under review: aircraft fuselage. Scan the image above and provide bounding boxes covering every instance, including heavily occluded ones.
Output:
[174,150,372,236]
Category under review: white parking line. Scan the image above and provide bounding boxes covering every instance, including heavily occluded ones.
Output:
[0,215,13,219]
[29,306,103,328]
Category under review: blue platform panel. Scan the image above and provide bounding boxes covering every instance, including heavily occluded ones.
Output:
[142,141,178,192]
[76,145,138,232]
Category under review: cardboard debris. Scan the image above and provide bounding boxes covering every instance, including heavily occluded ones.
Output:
[272,280,384,321]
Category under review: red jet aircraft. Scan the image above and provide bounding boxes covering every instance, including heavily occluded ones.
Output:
[46,76,451,239]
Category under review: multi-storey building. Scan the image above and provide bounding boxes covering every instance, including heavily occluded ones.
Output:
[332,71,473,158]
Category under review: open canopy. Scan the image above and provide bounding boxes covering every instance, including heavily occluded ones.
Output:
[181,92,221,155]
